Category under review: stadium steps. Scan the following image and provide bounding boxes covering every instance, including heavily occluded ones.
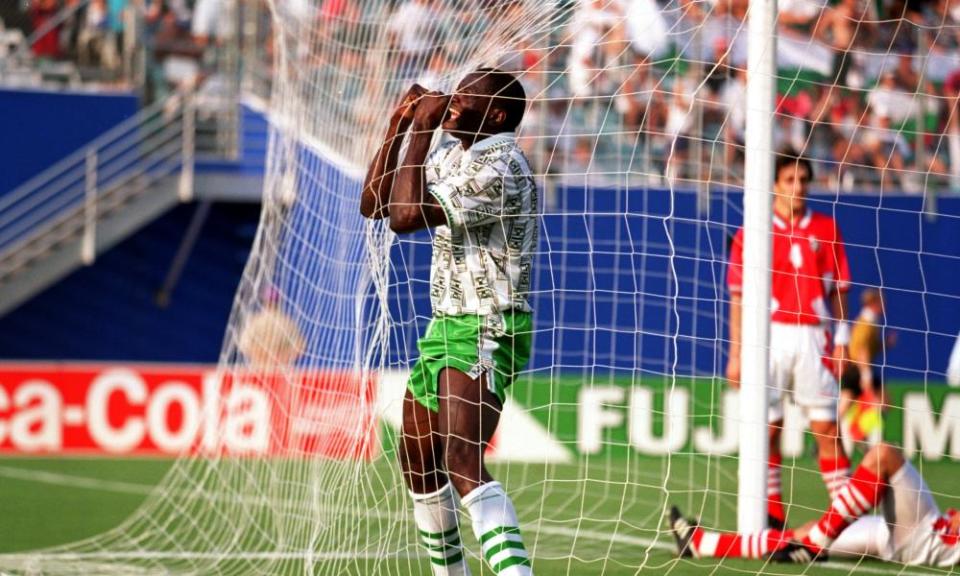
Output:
[0,92,240,318]
[0,175,181,317]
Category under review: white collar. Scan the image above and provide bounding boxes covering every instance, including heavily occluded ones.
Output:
[461,132,516,162]
[772,208,812,230]
[773,213,788,230]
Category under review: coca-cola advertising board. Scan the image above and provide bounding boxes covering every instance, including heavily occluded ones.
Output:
[0,364,378,459]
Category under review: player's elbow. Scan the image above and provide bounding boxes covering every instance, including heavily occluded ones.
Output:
[388,208,420,234]
[359,196,386,220]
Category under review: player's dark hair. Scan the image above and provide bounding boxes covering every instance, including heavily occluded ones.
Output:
[861,288,882,306]
[774,148,814,181]
[473,67,527,131]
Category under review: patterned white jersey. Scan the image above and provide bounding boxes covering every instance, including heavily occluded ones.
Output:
[424,132,538,317]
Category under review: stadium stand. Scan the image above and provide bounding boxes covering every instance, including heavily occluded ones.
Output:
[3,0,960,191]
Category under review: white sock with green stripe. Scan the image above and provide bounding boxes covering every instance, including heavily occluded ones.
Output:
[461,481,532,575]
[411,483,471,575]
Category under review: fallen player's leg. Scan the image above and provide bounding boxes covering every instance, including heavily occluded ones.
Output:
[668,506,792,559]
[669,506,888,562]
[774,442,952,565]
[780,443,901,560]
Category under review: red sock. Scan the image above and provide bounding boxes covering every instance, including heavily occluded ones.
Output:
[768,455,785,524]
[803,464,886,551]
[820,455,851,499]
[691,527,791,558]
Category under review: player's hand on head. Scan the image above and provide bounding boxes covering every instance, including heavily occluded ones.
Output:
[412,91,451,131]
[392,84,427,126]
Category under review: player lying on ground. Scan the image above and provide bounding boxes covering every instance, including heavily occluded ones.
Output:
[669,442,960,566]
[360,69,538,576]
[726,152,852,528]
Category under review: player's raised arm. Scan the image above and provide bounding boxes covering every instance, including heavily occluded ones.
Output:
[360,84,426,219]
[389,91,450,233]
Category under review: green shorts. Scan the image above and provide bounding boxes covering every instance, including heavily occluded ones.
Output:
[407,312,533,412]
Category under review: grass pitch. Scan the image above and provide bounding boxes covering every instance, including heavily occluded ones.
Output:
[0,454,955,575]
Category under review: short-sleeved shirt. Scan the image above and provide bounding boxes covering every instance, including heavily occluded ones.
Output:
[424,132,538,318]
[728,209,850,326]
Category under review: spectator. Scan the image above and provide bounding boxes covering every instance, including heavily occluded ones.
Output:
[861,113,913,189]
[416,48,451,91]
[867,71,921,125]
[717,66,747,164]
[625,0,669,62]
[662,69,700,181]
[567,0,628,98]
[614,54,664,134]
[192,0,233,48]
[29,0,62,60]
[816,0,877,52]
[386,0,438,77]
[76,0,109,68]
[152,4,204,95]
[778,0,827,31]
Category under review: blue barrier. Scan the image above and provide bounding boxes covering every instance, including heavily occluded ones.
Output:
[389,187,960,383]
[0,89,138,195]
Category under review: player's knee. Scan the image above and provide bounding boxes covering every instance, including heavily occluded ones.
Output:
[871,443,904,477]
[403,466,446,495]
[810,420,840,441]
[443,437,482,477]
[399,436,437,472]
[810,418,839,435]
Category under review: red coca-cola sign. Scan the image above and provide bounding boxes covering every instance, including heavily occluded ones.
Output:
[0,363,378,460]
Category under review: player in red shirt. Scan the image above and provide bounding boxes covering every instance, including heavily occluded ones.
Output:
[726,151,852,529]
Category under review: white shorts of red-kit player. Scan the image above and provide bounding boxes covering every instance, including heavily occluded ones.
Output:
[768,322,837,423]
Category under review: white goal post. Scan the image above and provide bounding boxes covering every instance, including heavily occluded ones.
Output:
[739,0,776,535]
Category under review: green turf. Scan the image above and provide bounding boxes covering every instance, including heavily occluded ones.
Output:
[0,454,956,575]
[0,373,954,574]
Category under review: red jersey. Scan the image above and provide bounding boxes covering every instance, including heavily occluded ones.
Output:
[728,209,850,326]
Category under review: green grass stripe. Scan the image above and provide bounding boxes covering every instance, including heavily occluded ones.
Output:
[418,526,459,540]
[420,537,461,553]
[484,538,526,561]
[479,525,522,545]
[492,554,532,573]
[429,550,464,566]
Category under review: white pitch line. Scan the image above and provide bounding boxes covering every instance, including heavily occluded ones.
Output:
[0,467,938,576]
[0,551,417,561]
[0,465,153,496]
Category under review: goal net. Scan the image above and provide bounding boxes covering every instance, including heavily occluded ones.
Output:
[2,0,960,574]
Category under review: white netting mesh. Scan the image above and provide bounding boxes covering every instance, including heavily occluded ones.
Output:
[2,0,960,574]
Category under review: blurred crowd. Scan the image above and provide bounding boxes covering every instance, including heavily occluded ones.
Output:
[0,0,233,100]
[6,0,960,192]
[350,0,960,192]
[515,0,960,191]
